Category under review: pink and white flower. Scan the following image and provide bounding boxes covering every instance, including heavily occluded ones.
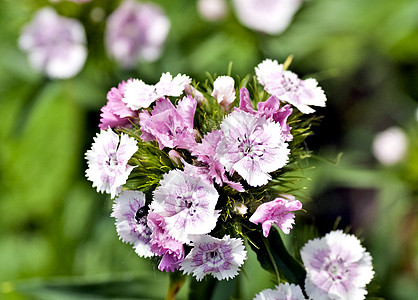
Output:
[19,7,87,79]
[139,97,197,150]
[212,75,236,111]
[180,235,247,281]
[111,190,153,257]
[249,195,302,236]
[198,0,228,21]
[301,230,375,300]
[216,110,290,186]
[253,283,306,300]
[85,129,138,198]
[232,0,302,35]
[99,79,137,130]
[150,169,220,243]
[147,212,185,271]
[105,0,170,68]
[256,59,326,114]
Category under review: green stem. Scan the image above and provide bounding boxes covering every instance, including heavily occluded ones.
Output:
[263,237,281,286]
[165,272,186,300]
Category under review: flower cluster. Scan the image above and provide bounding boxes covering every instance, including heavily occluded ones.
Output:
[84,59,373,297]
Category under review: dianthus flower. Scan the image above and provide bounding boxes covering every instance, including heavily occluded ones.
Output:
[212,75,236,111]
[122,73,191,110]
[19,7,87,79]
[256,59,326,114]
[139,96,197,150]
[85,129,138,198]
[105,0,170,68]
[216,110,290,187]
[147,212,185,271]
[180,235,247,281]
[150,170,220,243]
[99,79,137,130]
[300,230,375,300]
[232,0,302,34]
[249,195,302,237]
[111,190,153,257]
[253,283,306,300]
[239,87,293,141]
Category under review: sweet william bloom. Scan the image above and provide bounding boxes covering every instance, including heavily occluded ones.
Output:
[256,59,326,114]
[122,73,191,110]
[253,283,306,300]
[150,169,220,243]
[216,110,290,187]
[180,235,247,281]
[19,7,87,79]
[85,129,138,198]
[99,79,137,130]
[232,0,302,35]
[198,0,228,21]
[111,191,154,257]
[139,97,197,150]
[105,0,170,68]
[372,127,408,166]
[147,212,185,272]
[212,75,236,111]
[239,87,293,141]
[301,230,375,300]
[249,195,302,236]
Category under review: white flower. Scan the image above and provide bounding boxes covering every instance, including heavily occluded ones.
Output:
[301,230,374,300]
[198,0,228,21]
[212,75,236,111]
[256,59,326,114]
[111,190,154,257]
[150,169,220,243]
[122,72,191,110]
[216,110,290,186]
[372,126,408,165]
[232,0,302,35]
[85,129,138,198]
[180,235,247,281]
[253,283,306,300]
[19,7,87,79]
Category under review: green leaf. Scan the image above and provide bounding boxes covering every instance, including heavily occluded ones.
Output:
[247,227,306,288]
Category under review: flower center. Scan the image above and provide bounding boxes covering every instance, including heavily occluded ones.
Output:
[135,206,148,225]
[106,151,118,168]
[237,133,263,159]
[325,258,348,281]
[281,74,300,93]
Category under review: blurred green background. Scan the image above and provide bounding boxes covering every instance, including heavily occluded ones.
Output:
[0,0,417,299]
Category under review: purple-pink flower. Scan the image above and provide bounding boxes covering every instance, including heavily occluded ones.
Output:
[85,129,138,198]
[99,79,137,130]
[147,212,185,272]
[139,96,197,150]
[256,59,326,114]
[19,7,87,79]
[249,195,302,236]
[111,190,153,257]
[180,235,247,281]
[150,169,220,243]
[216,110,290,187]
[301,230,375,300]
[239,87,293,141]
[105,0,170,68]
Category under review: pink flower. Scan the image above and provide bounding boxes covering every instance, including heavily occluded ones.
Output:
[216,110,290,187]
[249,195,302,236]
[301,230,375,300]
[105,0,170,68]
[147,212,185,272]
[212,76,236,111]
[239,87,293,141]
[232,0,302,35]
[256,59,326,114]
[99,79,137,130]
[19,7,87,79]
[139,97,197,150]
